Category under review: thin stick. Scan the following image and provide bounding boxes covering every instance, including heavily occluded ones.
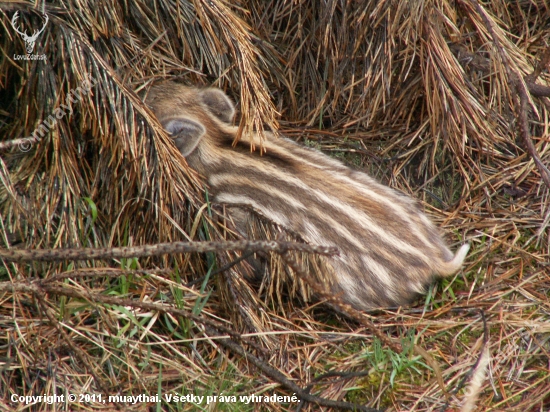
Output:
[0,240,338,263]
[438,310,490,412]
[205,326,383,412]
[470,0,550,188]
[3,280,381,411]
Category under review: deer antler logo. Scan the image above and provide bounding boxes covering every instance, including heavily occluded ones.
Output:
[11,11,49,54]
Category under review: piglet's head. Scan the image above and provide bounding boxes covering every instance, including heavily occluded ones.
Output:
[145,82,235,157]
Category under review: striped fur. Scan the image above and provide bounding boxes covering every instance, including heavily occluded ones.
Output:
[146,82,469,310]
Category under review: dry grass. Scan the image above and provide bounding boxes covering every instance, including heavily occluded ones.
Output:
[1,0,549,411]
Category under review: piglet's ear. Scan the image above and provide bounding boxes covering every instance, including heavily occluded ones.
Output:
[199,88,235,124]
[162,118,206,157]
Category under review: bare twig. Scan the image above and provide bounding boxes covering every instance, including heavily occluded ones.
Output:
[0,240,338,263]
[205,326,383,412]
[470,0,550,188]
[525,45,550,91]
[450,42,550,97]
[439,310,490,412]
[3,279,380,411]
[523,44,550,97]
[296,370,373,412]
[525,82,550,98]
[185,250,257,287]
[516,84,550,187]
[281,250,452,401]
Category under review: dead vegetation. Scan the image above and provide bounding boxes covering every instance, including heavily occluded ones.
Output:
[0,0,549,411]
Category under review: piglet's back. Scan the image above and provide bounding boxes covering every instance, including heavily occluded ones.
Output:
[146,81,469,310]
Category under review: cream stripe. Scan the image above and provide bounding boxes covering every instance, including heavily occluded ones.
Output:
[211,166,433,265]
[215,193,291,228]
[212,174,375,254]
[267,141,436,246]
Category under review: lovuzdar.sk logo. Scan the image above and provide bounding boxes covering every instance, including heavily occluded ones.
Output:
[10,11,48,60]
